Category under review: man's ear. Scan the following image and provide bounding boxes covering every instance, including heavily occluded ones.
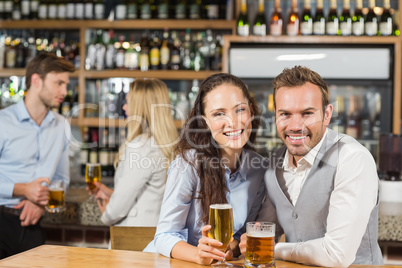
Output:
[30,73,42,89]
[323,104,333,126]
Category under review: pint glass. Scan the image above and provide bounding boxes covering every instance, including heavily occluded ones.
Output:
[85,163,101,190]
[245,222,275,268]
[208,204,234,267]
[46,180,65,213]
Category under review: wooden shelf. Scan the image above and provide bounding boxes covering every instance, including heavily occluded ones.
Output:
[0,19,236,31]
[0,69,80,78]
[83,70,222,80]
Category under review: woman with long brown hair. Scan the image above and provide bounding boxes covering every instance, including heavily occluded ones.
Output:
[144,73,268,265]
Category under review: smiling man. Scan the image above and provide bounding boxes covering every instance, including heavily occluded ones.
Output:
[0,53,75,259]
[239,66,383,267]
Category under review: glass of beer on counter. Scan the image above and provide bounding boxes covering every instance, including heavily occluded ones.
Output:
[46,180,65,213]
[208,204,234,267]
[85,163,101,191]
[245,222,275,268]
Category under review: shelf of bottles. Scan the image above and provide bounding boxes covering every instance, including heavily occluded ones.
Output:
[236,0,399,37]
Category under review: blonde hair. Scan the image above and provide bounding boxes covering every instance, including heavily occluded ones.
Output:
[115,78,178,167]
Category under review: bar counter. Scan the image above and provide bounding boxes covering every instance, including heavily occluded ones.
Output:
[0,245,399,268]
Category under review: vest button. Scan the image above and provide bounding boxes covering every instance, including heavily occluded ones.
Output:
[292,212,298,219]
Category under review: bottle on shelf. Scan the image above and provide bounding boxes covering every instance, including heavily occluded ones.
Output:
[105,30,117,69]
[352,0,364,36]
[392,10,400,36]
[360,95,373,140]
[204,0,219,20]
[189,0,201,19]
[211,34,222,71]
[84,0,93,19]
[313,0,325,35]
[21,0,30,19]
[57,0,67,20]
[270,0,283,36]
[160,28,170,70]
[365,0,378,36]
[346,95,361,139]
[89,128,99,164]
[94,29,106,71]
[372,93,381,140]
[80,127,90,176]
[115,35,126,69]
[139,31,150,71]
[47,0,57,19]
[85,30,97,70]
[30,0,40,19]
[94,0,105,19]
[124,34,139,70]
[149,32,160,70]
[326,0,340,35]
[38,0,48,20]
[139,0,153,19]
[66,0,75,19]
[331,95,346,134]
[237,0,249,36]
[253,0,266,36]
[175,0,186,19]
[170,31,181,70]
[12,0,22,21]
[286,0,299,36]
[379,0,393,36]
[75,0,85,20]
[156,0,168,19]
[3,0,13,20]
[99,128,110,177]
[300,0,313,35]
[339,0,352,36]
[115,0,127,20]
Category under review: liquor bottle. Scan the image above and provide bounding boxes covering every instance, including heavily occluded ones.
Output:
[99,129,110,177]
[300,0,313,35]
[66,0,75,19]
[237,0,249,36]
[48,0,57,19]
[365,0,378,36]
[139,0,152,19]
[181,29,193,70]
[84,0,93,19]
[4,0,13,20]
[393,10,400,36]
[57,0,66,19]
[331,95,346,134]
[30,0,40,19]
[270,0,283,36]
[189,0,201,19]
[253,0,266,36]
[379,0,392,36]
[170,31,181,70]
[61,89,72,116]
[287,0,299,36]
[12,0,21,20]
[5,35,17,68]
[21,0,30,19]
[160,28,170,70]
[124,34,139,70]
[94,0,105,19]
[339,0,351,35]
[372,93,381,140]
[326,0,339,35]
[115,0,127,20]
[346,95,360,139]
[175,0,186,19]
[313,0,325,35]
[149,32,160,70]
[105,30,116,69]
[352,0,364,35]
[204,0,219,20]
[211,34,222,70]
[75,0,85,19]
[94,29,105,70]
[156,0,169,19]
[115,35,125,69]
[85,30,97,70]
[360,95,372,140]
[139,31,150,71]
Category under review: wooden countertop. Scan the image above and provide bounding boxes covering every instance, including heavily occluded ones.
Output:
[0,245,399,268]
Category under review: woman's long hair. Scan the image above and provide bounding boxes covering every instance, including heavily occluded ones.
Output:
[174,73,261,224]
[115,78,178,167]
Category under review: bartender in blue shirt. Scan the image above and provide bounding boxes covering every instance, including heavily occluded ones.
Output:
[0,53,75,259]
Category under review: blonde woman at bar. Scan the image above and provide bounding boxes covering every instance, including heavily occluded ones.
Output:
[89,78,178,227]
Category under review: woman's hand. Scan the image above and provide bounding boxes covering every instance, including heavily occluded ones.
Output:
[195,225,228,265]
[91,182,113,214]
[239,233,247,257]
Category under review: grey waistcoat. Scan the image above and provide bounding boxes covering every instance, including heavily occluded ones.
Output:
[265,129,383,265]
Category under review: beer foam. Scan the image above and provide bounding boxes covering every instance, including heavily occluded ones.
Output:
[49,187,64,191]
[247,233,275,238]
[210,204,232,209]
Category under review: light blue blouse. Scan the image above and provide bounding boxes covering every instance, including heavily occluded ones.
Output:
[144,149,268,257]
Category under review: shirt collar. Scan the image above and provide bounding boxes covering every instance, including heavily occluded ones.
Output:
[228,149,249,182]
[15,98,55,125]
[283,129,328,169]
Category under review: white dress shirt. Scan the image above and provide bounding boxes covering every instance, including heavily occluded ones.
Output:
[262,129,379,267]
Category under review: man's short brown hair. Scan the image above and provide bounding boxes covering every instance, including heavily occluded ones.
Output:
[25,52,75,90]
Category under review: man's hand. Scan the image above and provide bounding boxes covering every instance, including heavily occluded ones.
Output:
[239,233,247,256]
[14,177,50,206]
[14,200,45,227]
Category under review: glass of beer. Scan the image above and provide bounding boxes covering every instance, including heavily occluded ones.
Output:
[208,204,234,267]
[46,180,65,213]
[85,163,101,191]
[245,222,276,268]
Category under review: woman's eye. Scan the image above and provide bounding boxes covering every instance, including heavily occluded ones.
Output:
[213,112,224,117]
[236,108,246,113]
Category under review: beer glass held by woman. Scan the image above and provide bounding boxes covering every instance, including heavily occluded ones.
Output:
[86,78,178,227]
[143,73,268,265]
